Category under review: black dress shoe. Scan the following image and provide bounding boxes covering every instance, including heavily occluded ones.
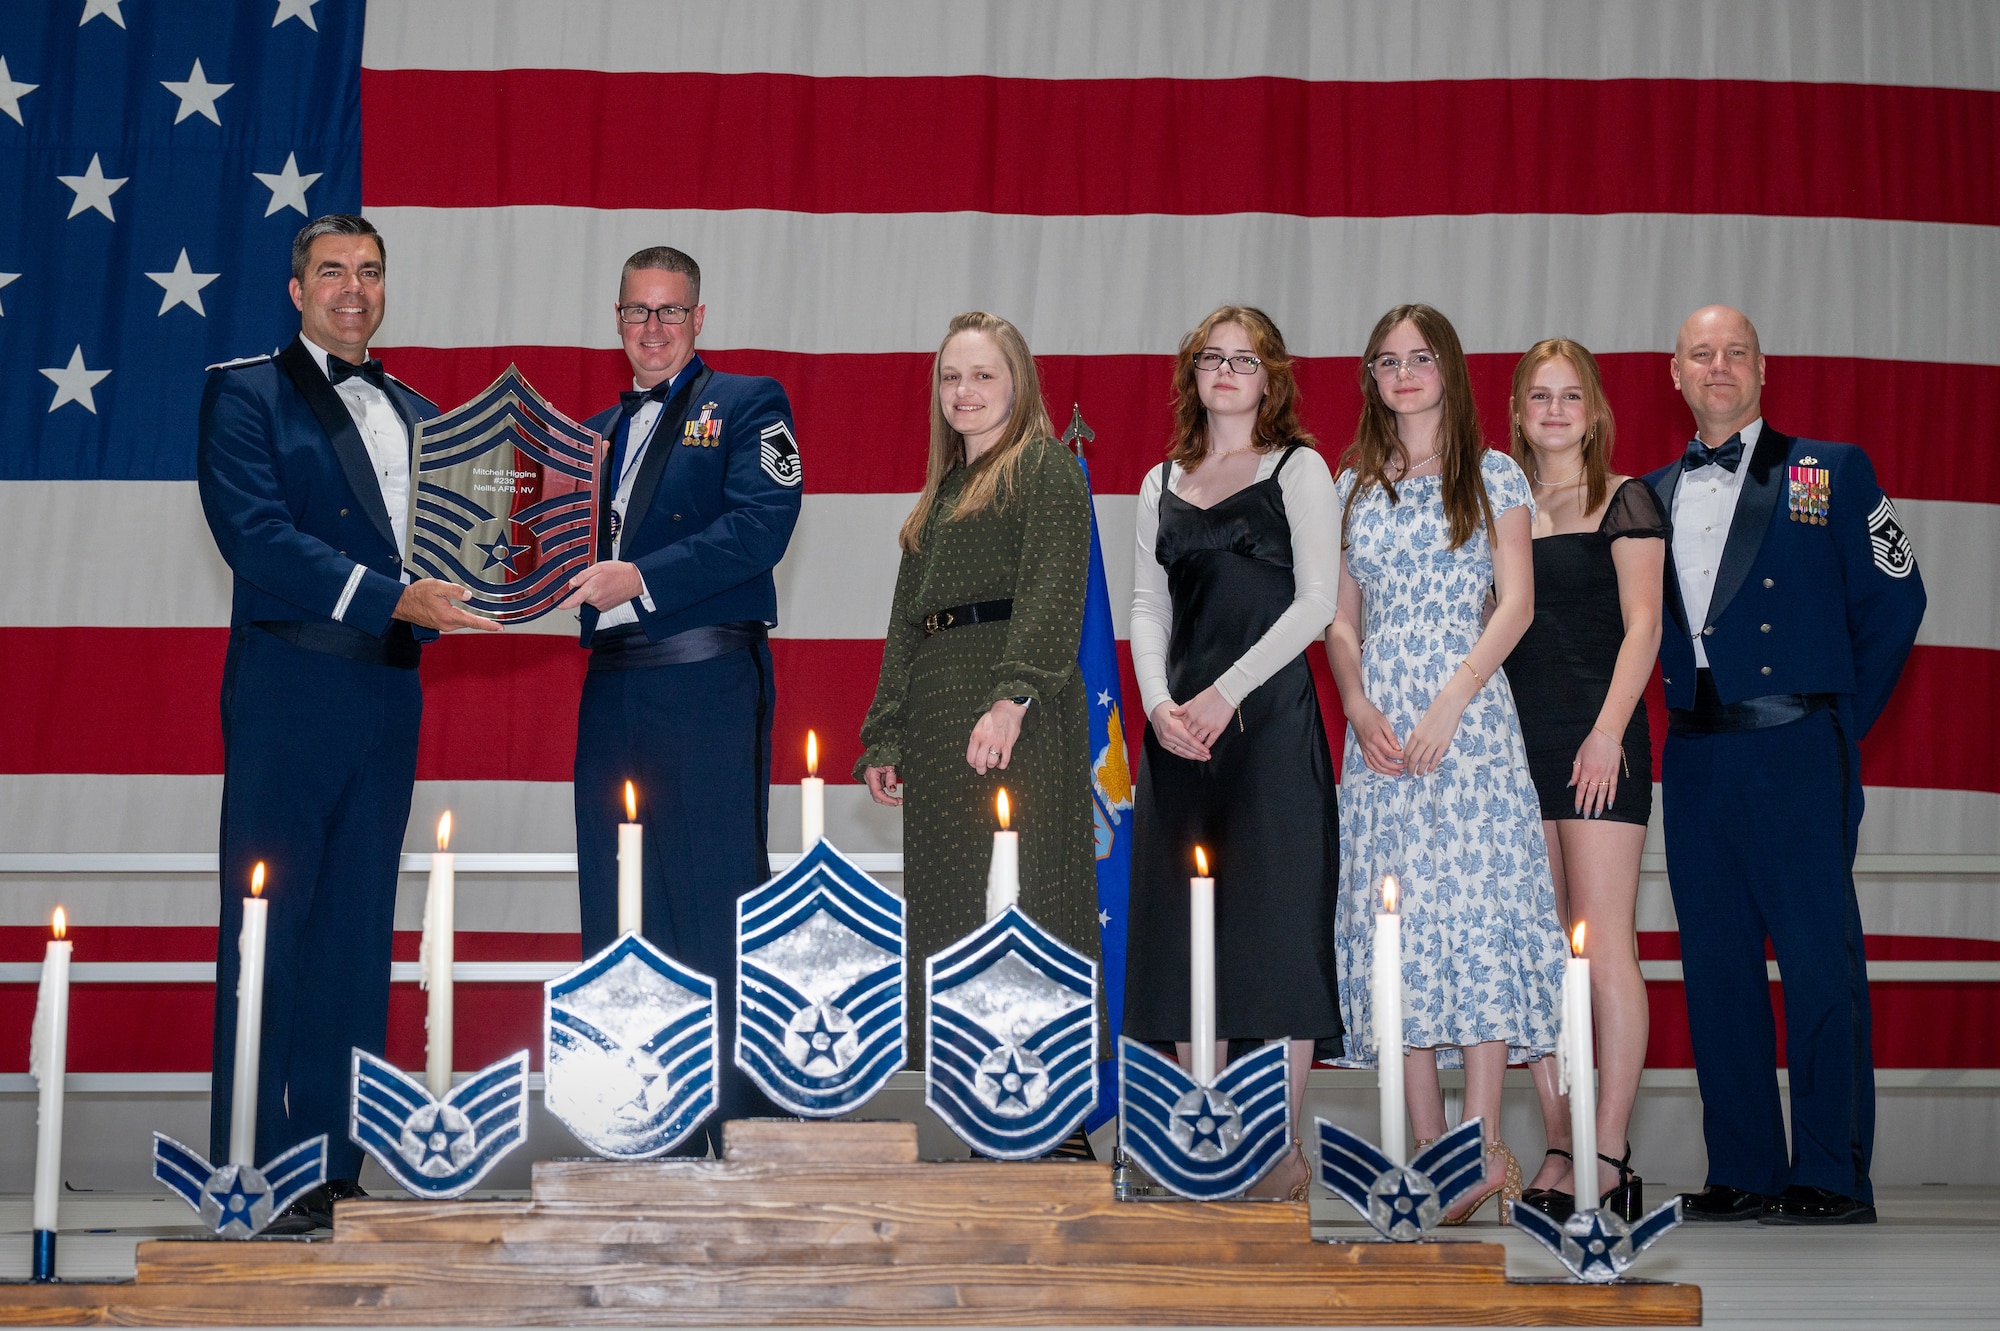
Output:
[275,1179,369,1234]
[1678,1183,1770,1221]
[1758,1184,1877,1226]
[260,1203,320,1236]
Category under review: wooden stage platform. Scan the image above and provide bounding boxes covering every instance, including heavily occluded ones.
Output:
[0,1122,1697,1326]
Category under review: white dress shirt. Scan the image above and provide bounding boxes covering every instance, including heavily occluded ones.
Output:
[303,338,412,622]
[1130,446,1339,718]
[1671,416,1763,668]
[595,381,668,630]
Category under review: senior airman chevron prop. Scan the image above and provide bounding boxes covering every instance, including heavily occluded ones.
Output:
[1117,1039,1291,1201]
[736,840,907,1117]
[926,904,1098,1159]
[543,934,718,1159]
[150,1133,326,1240]
[349,1050,528,1199]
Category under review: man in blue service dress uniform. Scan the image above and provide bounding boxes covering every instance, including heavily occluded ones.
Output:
[560,247,804,1149]
[1649,305,1926,1226]
[197,216,498,1232]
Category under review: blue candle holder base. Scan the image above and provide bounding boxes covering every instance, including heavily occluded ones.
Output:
[29,1230,55,1282]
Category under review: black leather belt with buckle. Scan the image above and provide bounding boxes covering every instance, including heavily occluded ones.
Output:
[923,599,1014,636]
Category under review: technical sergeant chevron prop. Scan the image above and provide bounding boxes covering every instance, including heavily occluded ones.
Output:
[1117,1038,1290,1201]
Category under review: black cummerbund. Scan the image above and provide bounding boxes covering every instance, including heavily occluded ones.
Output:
[253,619,421,670]
[588,621,767,673]
[1668,668,1835,735]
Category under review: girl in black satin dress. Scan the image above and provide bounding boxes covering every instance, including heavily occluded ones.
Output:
[1124,307,1343,1201]
[1501,339,1667,1220]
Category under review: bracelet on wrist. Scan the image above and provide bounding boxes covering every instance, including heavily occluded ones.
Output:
[1462,658,1486,687]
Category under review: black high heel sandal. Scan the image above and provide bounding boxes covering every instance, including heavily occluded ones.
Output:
[1520,1147,1575,1221]
[1596,1143,1643,1221]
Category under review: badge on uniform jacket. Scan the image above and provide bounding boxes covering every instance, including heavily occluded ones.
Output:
[1787,464,1830,525]
[682,403,722,447]
[1867,495,1917,578]
[760,421,803,487]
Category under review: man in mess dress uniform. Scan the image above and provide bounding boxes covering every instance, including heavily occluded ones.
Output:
[197,215,498,1231]
[562,246,804,1149]
[1649,305,1926,1226]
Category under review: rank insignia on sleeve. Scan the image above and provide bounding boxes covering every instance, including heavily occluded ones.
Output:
[760,421,803,487]
[1788,465,1830,525]
[1866,495,1917,577]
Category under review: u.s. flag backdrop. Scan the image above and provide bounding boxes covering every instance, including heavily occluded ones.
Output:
[2,1,1995,1080]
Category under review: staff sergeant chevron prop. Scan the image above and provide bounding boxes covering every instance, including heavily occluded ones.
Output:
[737,840,907,1117]
[1511,1196,1685,1282]
[1116,1038,1290,1201]
[349,1049,528,1199]
[407,365,604,624]
[544,934,718,1159]
[1315,1117,1487,1241]
[926,904,1098,1159]
[151,1133,326,1239]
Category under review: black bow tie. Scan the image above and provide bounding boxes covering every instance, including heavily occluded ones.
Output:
[327,356,386,390]
[619,380,673,418]
[1682,433,1744,473]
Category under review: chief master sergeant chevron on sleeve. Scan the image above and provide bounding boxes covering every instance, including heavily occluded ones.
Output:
[195,214,499,1233]
[560,245,805,1151]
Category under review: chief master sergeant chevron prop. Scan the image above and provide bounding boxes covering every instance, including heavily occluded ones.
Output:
[544,934,718,1159]
[1117,1038,1290,1201]
[926,903,1098,1159]
[151,1133,326,1239]
[737,840,907,1116]
[349,1049,528,1199]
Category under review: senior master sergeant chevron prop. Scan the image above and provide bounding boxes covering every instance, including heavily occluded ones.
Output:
[736,840,907,1117]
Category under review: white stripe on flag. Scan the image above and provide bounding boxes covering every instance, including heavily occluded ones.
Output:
[369,208,2000,365]
[360,0,2000,90]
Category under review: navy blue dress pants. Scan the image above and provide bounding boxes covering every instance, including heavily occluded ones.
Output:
[210,627,420,1180]
[1662,708,1874,1203]
[573,639,784,1151]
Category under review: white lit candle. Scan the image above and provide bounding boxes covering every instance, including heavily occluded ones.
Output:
[1189,846,1216,1084]
[618,781,643,936]
[801,730,825,847]
[421,812,456,1098]
[984,788,1019,919]
[1373,876,1407,1165]
[1564,921,1597,1209]
[230,863,269,1167]
[31,907,72,1259]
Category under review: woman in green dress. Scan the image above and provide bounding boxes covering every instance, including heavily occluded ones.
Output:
[856,311,1099,1036]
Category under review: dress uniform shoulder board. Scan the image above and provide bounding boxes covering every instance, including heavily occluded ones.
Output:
[206,350,278,372]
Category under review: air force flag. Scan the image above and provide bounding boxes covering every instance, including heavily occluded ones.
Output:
[544,934,718,1159]
[1117,1038,1291,1201]
[926,905,1098,1159]
[736,841,906,1117]
[349,1049,528,1199]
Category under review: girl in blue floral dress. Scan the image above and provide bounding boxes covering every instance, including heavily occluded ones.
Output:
[1324,304,1570,1224]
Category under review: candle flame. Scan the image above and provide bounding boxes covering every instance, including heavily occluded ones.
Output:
[437,810,453,851]
[806,729,819,777]
[996,787,1010,830]
[250,862,266,898]
[52,906,66,940]
[1194,845,1209,877]
[624,780,637,822]
[1572,920,1587,956]
[1382,875,1399,914]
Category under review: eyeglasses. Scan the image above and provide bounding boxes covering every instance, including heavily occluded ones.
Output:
[1192,351,1263,374]
[1371,351,1439,379]
[618,303,693,326]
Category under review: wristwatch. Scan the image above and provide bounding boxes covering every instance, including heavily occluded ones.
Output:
[1010,696,1031,708]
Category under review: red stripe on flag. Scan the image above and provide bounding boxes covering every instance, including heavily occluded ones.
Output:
[380,346,2000,505]
[2,631,1992,793]
[362,72,2000,226]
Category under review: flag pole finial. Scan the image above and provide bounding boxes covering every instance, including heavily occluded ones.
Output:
[1062,404,1095,456]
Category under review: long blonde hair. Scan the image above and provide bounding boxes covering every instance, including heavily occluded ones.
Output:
[898,312,1057,554]
[1167,305,1315,470]
[1338,303,1493,552]
[1508,338,1616,515]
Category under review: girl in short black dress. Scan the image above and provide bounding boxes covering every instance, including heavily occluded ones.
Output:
[1502,339,1667,1221]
